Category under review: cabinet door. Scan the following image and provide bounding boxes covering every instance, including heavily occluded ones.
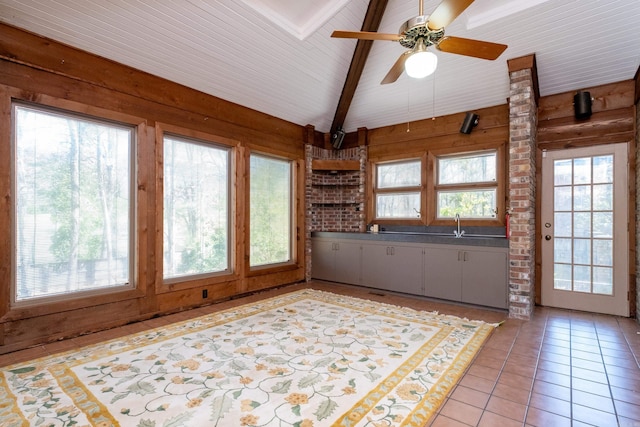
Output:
[311,239,336,281]
[461,249,508,309]
[424,247,462,301]
[334,242,361,285]
[362,244,423,294]
[361,243,390,290]
[389,245,423,294]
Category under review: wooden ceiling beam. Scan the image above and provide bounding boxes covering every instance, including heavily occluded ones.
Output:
[330,0,390,137]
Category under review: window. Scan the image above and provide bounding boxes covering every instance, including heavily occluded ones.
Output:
[436,150,497,219]
[374,159,422,219]
[250,154,292,267]
[13,103,134,304]
[163,135,230,280]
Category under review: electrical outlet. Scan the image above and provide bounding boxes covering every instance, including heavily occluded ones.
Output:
[202,289,208,299]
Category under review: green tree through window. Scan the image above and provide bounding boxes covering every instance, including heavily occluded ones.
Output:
[437,151,497,219]
[250,154,292,267]
[374,159,422,219]
[14,104,133,302]
[163,135,230,279]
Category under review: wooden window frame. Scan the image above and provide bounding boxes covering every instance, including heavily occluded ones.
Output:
[161,133,235,285]
[428,144,506,227]
[155,123,240,294]
[245,146,304,278]
[368,153,427,226]
[368,144,506,228]
[2,91,149,320]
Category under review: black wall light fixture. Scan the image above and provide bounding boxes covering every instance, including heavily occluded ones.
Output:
[460,112,479,134]
[573,91,592,120]
[332,128,345,149]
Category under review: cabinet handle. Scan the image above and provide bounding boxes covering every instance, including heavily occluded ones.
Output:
[464,251,468,262]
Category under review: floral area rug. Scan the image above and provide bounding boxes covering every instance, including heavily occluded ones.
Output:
[0,289,496,426]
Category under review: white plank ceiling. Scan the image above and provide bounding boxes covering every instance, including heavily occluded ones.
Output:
[0,0,639,133]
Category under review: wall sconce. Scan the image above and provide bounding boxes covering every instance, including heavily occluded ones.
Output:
[573,91,592,120]
[460,112,479,134]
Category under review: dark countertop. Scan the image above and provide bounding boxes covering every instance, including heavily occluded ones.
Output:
[311,231,509,248]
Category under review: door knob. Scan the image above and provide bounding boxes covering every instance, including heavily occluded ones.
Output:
[545,235,552,241]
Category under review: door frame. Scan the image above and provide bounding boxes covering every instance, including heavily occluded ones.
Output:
[536,142,633,317]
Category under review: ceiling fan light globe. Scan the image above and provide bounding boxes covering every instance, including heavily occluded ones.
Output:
[404,50,437,79]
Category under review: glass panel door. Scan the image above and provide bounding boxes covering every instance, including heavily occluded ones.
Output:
[541,144,628,316]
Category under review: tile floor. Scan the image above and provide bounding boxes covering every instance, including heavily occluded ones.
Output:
[1,281,639,427]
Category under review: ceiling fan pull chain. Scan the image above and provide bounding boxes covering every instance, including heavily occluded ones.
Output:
[432,70,437,120]
[407,83,411,132]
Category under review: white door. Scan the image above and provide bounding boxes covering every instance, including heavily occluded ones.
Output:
[541,143,629,316]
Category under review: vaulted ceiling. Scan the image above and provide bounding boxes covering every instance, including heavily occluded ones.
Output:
[0,0,638,134]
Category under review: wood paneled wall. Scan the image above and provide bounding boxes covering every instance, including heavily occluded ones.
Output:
[0,23,311,353]
[367,104,510,158]
[538,81,635,149]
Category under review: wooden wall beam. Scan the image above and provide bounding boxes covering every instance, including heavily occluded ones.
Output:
[538,107,635,146]
[368,104,508,146]
[368,126,508,159]
[539,80,635,121]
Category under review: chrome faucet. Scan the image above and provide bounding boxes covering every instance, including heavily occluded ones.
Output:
[454,213,465,238]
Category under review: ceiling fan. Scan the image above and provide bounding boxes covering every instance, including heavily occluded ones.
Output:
[331,0,508,84]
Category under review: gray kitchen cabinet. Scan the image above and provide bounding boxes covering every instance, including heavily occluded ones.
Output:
[461,249,508,309]
[423,246,463,301]
[361,242,423,294]
[424,245,508,309]
[311,238,361,285]
[311,236,508,309]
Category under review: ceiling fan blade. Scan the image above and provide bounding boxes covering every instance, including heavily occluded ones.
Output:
[331,30,402,41]
[437,36,507,60]
[427,0,475,30]
[381,51,411,85]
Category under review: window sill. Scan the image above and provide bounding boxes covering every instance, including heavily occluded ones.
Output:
[247,262,301,277]
[2,287,146,322]
[158,272,240,294]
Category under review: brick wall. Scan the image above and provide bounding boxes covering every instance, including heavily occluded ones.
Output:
[508,67,538,319]
[304,145,367,280]
[308,171,363,231]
